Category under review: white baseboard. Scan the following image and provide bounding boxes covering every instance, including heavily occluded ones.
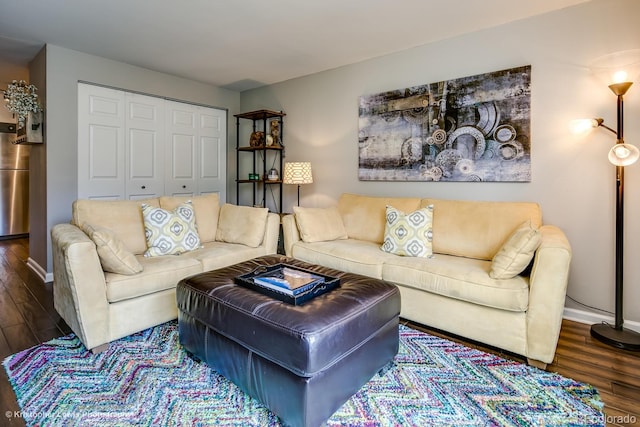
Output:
[27,257,53,283]
[563,307,640,333]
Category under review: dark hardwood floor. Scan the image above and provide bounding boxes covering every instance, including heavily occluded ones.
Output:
[0,237,72,426]
[0,237,638,426]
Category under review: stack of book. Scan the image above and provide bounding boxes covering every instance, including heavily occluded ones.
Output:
[253,267,324,296]
[235,263,340,305]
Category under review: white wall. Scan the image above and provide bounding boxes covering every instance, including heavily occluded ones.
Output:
[240,0,640,324]
[33,44,240,277]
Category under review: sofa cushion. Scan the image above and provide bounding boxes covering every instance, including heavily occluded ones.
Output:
[179,240,271,271]
[215,204,268,248]
[159,193,220,243]
[420,198,542,261]
[81,223,143,275]
[105,255,202,303]
[293,206,348,243]
[382,254,529,312]
[381,205,433,258]
[142,201,202,257]
[72,198,159,255]
[291,239,387,279]
[490,221,542,279]
[338,194,421,244]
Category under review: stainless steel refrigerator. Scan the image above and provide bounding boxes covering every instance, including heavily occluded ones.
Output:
[0,122,29,238]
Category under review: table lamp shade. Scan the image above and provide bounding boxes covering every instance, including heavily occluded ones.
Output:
[283,162,313,185]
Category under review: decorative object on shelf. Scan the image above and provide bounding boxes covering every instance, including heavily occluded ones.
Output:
[3,80,42,129]
[358,65,531,182]
[249,131,265,147]
[572,49,640,351]
[248,173,260,181]
[270,119,282,147]
[283,162,313,206]
[267,168,279,181]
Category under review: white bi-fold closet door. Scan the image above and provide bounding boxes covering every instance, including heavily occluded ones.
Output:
[77,83,227,201]
[164,99,226,198]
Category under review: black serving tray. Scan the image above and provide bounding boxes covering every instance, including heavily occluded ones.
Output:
[234,263,341,305]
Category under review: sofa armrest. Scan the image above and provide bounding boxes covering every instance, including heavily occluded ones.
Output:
[261,212,280,254]
[51,223,110,350]
[282,214,300,257]
[526,225,572,364]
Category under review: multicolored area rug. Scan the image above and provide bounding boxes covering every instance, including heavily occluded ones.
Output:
[4,322,604,426]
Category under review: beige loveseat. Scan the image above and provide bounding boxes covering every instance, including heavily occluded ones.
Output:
[51,194,279,352]
[282,193,571,367]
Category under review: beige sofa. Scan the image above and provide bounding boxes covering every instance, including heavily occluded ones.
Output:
[282,193,571,367]
[51,194,279,352]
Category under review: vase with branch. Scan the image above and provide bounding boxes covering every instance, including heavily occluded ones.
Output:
[4,80,42,129]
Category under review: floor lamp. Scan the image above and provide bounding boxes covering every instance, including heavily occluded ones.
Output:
[283,162,313,206]
[574,50,640,350]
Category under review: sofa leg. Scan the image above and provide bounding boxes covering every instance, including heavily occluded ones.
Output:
[91,343,109,354]
[527,358,547,370]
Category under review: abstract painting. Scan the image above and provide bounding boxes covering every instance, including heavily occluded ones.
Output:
[358,65,531,182]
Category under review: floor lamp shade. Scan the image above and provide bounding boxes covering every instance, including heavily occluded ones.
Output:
[283,162,313,206]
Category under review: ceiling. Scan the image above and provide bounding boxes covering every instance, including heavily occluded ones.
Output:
[0,0,589,92]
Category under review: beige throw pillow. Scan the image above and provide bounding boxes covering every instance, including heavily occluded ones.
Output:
[381,205,434,258]
[82,223,143,275]
[490,221,542,279]
[73,198,158,255]
[215,204,269,248]
[293,206,348,243]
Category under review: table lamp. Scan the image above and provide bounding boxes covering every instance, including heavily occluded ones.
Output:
[283,162,313,206]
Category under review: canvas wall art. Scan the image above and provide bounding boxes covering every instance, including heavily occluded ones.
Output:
[358,65,531,182]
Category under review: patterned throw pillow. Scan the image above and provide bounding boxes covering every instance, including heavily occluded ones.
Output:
[142,201,201,257]
[381,205,434,258]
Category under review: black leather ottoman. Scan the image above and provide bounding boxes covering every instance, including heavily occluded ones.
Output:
[177,255,400,427]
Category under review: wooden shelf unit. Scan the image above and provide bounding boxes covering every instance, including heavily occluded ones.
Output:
[234,109,286,212]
